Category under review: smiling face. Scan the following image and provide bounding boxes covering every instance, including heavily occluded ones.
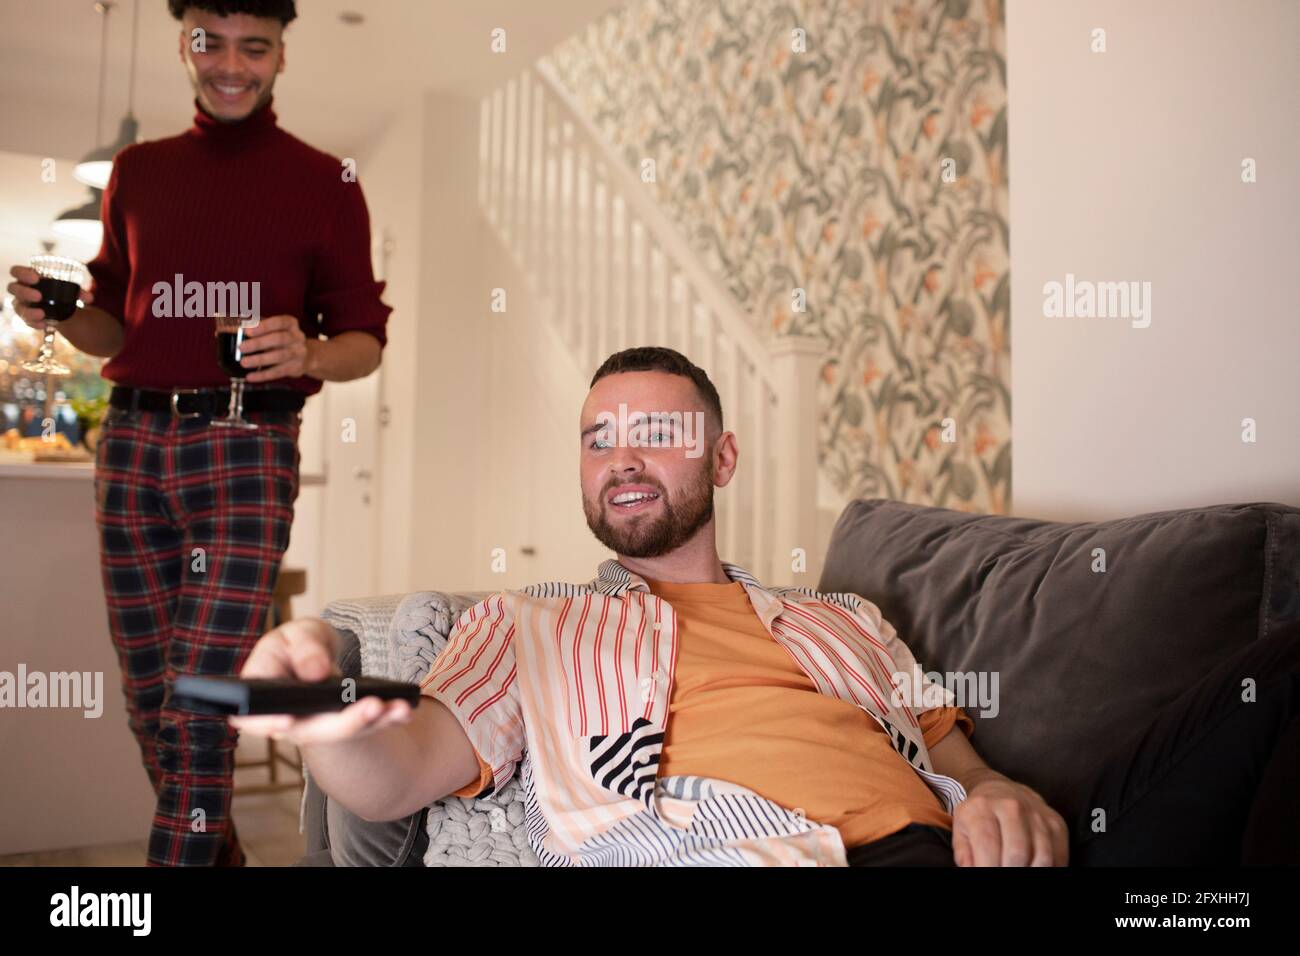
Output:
[580,370,730,560]
[179,10,285,122]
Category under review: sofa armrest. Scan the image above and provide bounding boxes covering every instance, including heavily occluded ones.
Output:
[320,593,412,679]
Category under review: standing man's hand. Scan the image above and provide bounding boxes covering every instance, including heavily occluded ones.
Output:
[951,777,1070,866]
[239,313,312,382]
[7,263,93,328]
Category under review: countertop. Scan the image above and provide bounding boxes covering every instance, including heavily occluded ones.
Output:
[0,460,324,484]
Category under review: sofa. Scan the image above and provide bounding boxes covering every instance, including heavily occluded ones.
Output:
[294,499,1300,866]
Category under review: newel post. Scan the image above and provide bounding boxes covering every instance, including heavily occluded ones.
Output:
[768,334,827,588]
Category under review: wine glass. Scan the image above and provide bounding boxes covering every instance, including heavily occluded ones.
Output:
[210,314,258,430]
[22,255,89,375]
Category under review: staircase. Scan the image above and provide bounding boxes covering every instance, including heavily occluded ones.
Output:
[477,61,826,586]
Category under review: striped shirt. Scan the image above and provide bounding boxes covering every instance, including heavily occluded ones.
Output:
[419,559,968,866]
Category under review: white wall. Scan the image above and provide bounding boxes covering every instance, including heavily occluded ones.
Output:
[1008,0,1300,521]
[405,90,494,593]
[474,231,611,590]
[354,97,426,596]
[410,89,609,594]
[283,101,426,615]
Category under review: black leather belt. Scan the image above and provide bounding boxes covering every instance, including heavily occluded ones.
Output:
[109,385,305,418]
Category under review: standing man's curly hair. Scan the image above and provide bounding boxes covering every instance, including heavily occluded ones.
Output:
[167,0,297,25]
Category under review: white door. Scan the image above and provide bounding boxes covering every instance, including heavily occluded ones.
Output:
[317,376,380,602]
[314,232,389,602]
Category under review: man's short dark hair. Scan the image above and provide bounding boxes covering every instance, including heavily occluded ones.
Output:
[168,0,297,25]
[590,347,724,433]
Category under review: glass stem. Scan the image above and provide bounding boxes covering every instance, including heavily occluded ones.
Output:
[229,378,245,419]
[40,321,56,357]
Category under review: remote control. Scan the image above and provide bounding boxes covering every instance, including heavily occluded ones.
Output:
[171,675,422,716]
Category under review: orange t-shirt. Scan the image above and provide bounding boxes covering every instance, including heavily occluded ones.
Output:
[645,577,974,849]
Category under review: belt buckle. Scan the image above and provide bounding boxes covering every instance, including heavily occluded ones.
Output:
[169,388,206,419]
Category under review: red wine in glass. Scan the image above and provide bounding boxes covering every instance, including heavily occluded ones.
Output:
[35,277,81,322]
[22,255,89,375]
[215,328,249,380]
[211,315,257,430]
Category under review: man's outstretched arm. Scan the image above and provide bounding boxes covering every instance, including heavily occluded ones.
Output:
[929,726,1070,866]
[232,618,483,822]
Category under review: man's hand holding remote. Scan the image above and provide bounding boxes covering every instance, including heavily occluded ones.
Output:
[233,619,482,822]
[232,618,415,744]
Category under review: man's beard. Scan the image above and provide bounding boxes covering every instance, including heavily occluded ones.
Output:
[584,462,715,559]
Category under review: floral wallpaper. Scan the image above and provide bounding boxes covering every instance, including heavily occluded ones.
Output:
[549,0,1010,514]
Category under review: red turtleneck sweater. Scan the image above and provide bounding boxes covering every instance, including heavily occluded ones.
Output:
[86,99,390,394]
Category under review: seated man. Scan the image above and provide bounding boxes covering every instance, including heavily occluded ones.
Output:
[235,347,1299,866]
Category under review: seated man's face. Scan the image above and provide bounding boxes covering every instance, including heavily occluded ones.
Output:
[579,371,721,559]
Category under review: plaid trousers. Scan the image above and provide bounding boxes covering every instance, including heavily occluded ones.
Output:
[94,405,301,866]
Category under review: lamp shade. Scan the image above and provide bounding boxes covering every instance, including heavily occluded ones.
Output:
[74,113,139,189]
[51,189,104,246]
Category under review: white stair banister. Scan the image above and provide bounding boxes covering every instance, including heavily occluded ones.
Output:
[479,61,828,586]
[770,335,827,586]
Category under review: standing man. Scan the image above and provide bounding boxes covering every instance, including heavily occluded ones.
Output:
[6,0,389,866]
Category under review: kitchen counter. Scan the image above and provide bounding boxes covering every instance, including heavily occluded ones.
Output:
[0,464,155,854]
[0,459,324,484]
[0,461,95,479]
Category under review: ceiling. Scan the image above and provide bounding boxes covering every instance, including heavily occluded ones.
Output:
[0,0,621,161]
[0,0,621,271]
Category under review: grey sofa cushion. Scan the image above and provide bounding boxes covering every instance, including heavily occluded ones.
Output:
[293,848,335,867]
[326,798,429,868]
[817,499,1300,819]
